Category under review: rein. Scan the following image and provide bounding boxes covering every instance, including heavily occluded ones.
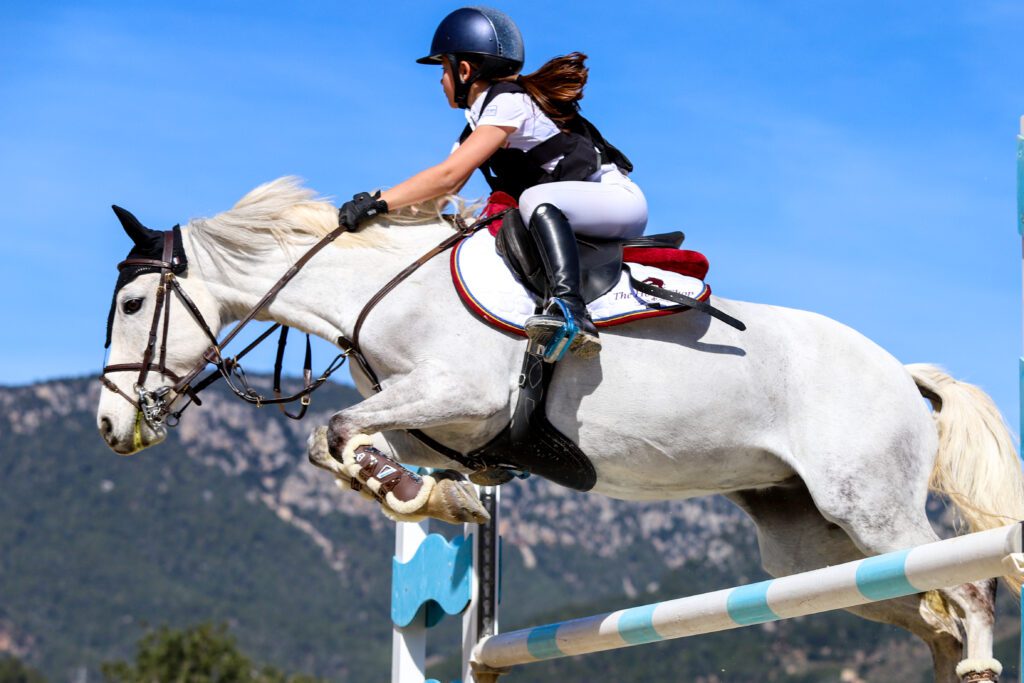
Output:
[101,209,507,430]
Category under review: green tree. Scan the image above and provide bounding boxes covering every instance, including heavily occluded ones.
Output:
[101,623,327,683]
[0,655,47,683]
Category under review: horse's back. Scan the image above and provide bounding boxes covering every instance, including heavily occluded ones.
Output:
[549,298,937,501]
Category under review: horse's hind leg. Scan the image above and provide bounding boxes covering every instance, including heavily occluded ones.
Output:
[798,408,1004,682]
[808,479,1001,679]
[728,482,996,682]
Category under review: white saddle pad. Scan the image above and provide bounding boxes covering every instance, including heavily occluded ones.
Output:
[450,229,710,334]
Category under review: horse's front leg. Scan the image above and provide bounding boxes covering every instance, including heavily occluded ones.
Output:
[308,367,505,525]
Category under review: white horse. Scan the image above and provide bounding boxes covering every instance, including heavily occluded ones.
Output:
[97,177,1024,682]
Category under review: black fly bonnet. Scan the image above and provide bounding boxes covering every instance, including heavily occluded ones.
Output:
[104,205,187,348]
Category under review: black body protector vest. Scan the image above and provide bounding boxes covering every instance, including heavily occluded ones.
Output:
[459,81,633,199]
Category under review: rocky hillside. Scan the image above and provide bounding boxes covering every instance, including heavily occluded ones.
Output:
[0,377,1019,682]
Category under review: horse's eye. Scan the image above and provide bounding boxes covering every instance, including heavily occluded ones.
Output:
[122,298,144,315]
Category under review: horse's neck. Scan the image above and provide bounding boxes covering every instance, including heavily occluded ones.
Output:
[183,223,453,343]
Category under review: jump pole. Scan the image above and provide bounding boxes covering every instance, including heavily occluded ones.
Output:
[468,524,1024,680]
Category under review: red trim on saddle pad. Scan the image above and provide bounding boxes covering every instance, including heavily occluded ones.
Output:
[450,241,527,336]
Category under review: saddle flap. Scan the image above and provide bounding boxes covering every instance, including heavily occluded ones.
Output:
[576,238,625,303]
[495,210,624,304]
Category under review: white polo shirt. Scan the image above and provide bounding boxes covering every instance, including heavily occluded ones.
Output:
[457,87,621,180]
[462,87,563,173]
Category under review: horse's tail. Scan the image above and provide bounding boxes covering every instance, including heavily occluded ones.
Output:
[908,363,1024,594]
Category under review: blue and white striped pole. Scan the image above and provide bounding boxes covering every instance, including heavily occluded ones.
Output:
[471,523,1023,675]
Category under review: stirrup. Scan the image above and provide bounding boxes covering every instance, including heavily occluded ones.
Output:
[528,298,578,363]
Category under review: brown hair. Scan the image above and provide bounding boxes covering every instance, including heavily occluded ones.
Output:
[513,52,589,127]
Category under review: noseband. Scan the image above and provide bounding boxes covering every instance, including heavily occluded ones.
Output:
[100,210,507,432]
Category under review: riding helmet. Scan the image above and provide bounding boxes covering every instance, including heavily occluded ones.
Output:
[417,6,525,80]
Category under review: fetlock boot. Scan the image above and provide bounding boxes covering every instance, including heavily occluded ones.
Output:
[524,204,601,360]
[306,427,490,524]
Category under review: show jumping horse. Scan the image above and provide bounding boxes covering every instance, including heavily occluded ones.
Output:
[96,177,1024,682]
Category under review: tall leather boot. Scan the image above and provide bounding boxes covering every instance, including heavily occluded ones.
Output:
[524,204,601,360]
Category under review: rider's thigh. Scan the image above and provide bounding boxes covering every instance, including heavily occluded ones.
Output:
[518,171,648,239]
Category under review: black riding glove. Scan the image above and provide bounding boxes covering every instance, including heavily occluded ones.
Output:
[339,191,389,231]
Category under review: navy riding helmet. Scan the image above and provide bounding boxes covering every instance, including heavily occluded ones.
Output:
[417,6,525,108]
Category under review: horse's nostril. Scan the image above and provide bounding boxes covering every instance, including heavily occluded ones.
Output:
[100,417,113,436]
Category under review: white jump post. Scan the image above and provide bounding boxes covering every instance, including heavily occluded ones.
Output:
[391,484,500,683]
[392,518,430,683]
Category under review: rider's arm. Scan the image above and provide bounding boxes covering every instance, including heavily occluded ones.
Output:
[380,125,512,211]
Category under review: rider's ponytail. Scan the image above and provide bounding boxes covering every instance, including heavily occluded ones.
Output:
[515,52,588,128]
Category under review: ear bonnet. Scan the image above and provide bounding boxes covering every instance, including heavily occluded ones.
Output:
[104,205,188,348]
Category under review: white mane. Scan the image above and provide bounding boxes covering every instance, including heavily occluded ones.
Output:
[187,176,478,269]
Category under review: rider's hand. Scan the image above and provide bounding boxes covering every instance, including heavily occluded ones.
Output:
[339,191,389,231]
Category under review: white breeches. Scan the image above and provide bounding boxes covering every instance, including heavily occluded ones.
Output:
[518,169,648,239]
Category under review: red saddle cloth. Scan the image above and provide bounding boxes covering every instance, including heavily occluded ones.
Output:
[480,192,710,280]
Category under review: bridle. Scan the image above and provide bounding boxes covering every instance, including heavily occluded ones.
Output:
[100,210,507,433]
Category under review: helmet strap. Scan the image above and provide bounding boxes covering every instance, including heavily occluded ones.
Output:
[448,54,482,109]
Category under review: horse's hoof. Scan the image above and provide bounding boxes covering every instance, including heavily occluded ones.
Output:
[957,659,1002,682]
[424,471,491,525]
[962,672,999,683]
[469,467,515,486]
[307,425,344,476]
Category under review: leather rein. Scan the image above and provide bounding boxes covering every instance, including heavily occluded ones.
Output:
[100,211,506,431]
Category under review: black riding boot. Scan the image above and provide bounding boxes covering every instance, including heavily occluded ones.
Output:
[524,204,601,360]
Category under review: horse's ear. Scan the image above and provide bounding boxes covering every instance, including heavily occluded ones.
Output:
[112,205,160,246]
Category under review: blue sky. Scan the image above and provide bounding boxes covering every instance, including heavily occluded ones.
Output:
[1,1,1022,427]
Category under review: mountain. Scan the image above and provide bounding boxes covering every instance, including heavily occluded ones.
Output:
[0,377,1019,682]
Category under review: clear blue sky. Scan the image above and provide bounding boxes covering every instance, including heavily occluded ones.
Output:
[1,2,1022,427]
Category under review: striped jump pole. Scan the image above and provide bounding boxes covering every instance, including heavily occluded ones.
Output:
[469,523,1024,681]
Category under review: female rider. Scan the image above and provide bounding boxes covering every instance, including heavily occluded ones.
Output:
[339,6,647,361]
